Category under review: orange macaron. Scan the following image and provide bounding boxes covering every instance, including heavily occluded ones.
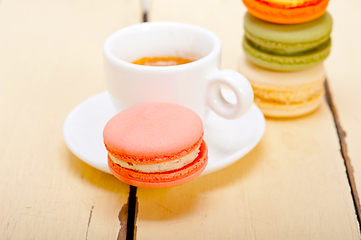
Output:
[242,0,329,24]
[103,102,208,188]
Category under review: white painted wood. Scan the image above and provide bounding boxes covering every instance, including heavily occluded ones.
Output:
[0,0,141,239]
[325,0,361,209]
[134,0,361,239]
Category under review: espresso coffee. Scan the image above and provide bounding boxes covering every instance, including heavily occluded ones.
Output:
[132,57,194,66]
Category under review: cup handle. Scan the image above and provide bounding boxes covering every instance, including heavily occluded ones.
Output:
[207,69,254,119]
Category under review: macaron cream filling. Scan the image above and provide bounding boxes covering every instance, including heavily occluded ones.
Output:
[254,0,323,8]
[243,37,330,72]
[244,30,330,55]
[243,37,331,63]
[253,84,324,105]
[109,148,200,173]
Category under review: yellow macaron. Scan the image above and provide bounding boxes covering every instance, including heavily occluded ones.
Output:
[238,56,325,118]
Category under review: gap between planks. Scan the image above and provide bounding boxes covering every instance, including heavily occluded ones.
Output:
[325,79,361,231]
[118,186,138,240]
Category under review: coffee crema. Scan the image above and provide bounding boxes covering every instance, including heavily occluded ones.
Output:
[132,57,194,66]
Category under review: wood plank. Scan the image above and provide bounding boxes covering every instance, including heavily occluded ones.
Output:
[133,0,360,239]
[0,0,142,239]
[325,0,361,220]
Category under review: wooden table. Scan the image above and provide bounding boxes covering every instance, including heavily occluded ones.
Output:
[1,0,360,239]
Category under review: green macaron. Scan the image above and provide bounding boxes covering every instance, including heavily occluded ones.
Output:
[242,11,333,72]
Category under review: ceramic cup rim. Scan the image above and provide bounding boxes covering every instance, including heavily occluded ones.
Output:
[103,21,221,72]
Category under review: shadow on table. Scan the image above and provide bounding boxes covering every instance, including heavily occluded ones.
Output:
[65,148,129,194]
[136,140,265,221]
[63,137,265,221]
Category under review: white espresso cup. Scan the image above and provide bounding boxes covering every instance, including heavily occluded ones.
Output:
[103,22,253,121]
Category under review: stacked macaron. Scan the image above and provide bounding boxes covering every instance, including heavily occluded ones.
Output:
[240,0,333,118]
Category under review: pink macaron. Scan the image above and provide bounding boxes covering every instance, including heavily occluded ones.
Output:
[103,102,208,188]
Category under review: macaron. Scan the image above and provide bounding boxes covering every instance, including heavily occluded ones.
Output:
[103,102,208,188]
[238,56,325,118]
[242,11,332,72]
[242,0,330,24]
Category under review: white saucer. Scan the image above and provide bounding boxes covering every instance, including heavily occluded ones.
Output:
[63,91,265,176]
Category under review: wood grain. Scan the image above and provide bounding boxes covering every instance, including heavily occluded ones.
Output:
[133,0,361,239]
[0,0,141,239]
